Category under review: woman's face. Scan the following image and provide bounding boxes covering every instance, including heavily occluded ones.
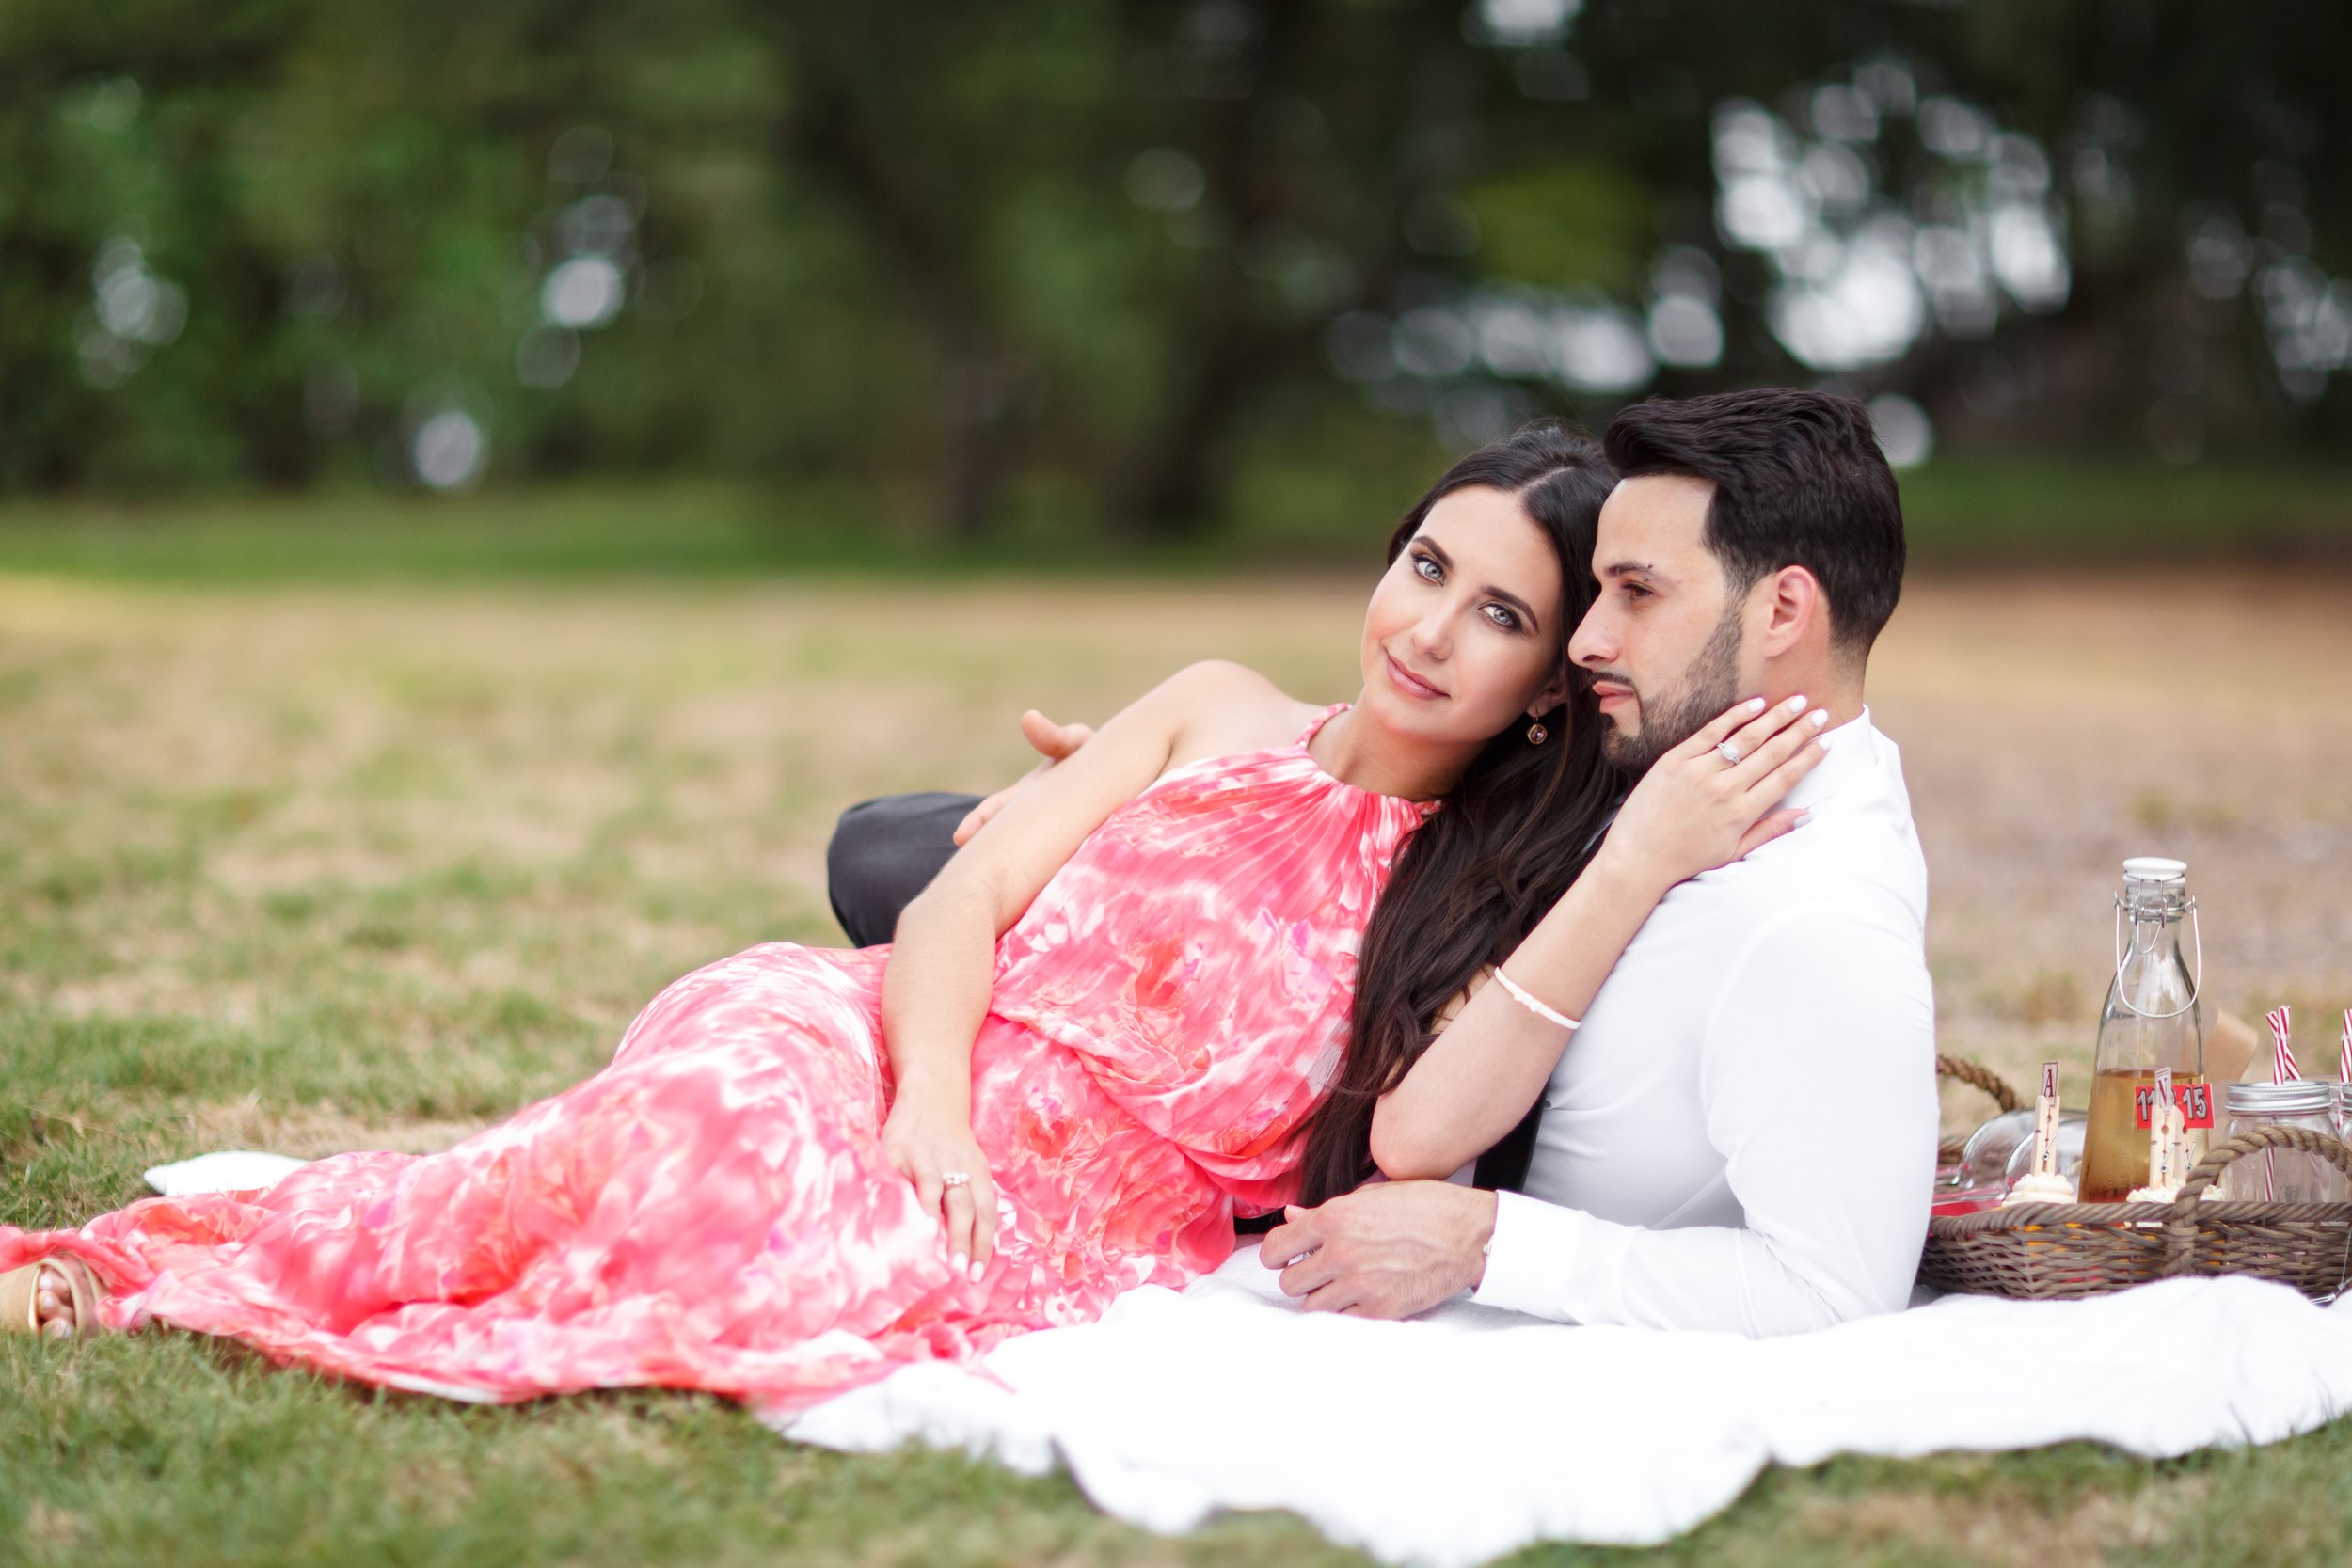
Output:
[1357,484,1572,751]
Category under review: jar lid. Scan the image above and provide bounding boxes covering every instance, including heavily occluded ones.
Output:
[2225,1080,2335,1114]
[2122,856,2188,883]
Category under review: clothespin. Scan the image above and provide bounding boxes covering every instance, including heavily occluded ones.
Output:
[2034,1060,2060,1179]
[2149,1067,2174,1189]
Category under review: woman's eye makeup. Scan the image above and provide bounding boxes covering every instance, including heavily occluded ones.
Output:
[1408,547,1528,632]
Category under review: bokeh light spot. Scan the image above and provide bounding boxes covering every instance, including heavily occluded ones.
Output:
[541,257,626,328]
[1550,300,1653,391]
[1989,205,2070,310]
[2185,216,2249,299]
[1917,97,1994,160]
[412,411,487,489]
[1126,149,1206,212]
[561,194,634,258]
[1867,392,1933,468]
[59,76,141,132]
[1433,382,1532,451]
[1771,237,1923,371]
[1395,308,1475,378]
[79,234,186,387]
[1647,293,1724,367]
[516,325,581,388]
[1466,0,1581,48]
[1809,84,1878,143]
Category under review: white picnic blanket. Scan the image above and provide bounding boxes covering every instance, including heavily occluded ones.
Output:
[145,1151,310,1196]
[144,1157,2352,1565]
[781,1243,2352,1567]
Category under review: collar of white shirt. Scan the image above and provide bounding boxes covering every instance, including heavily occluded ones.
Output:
[1774,704,1878,816]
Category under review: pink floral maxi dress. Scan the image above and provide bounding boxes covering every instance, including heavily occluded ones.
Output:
[1,708,1426,1416]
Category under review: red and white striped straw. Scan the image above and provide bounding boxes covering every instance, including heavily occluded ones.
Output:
[2265,1007,2296,1200]
[2340,1008,2351,1084]
[2269,1006,2296,1083]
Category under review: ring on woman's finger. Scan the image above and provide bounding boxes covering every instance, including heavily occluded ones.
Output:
[1715,740,1742,766]
[940,1171,971,1188]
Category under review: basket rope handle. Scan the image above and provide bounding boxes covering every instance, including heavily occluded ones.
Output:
[2166,1123,2352,1212]
[1936,1055,2024,1114]
[2160,1124,2352,1280]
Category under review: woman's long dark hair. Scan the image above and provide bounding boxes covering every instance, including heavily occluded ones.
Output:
[1295,421,1624,1206]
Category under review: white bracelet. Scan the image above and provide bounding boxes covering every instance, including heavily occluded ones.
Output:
[1494,968,1580,1032]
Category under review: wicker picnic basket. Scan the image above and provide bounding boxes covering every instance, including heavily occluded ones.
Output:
[1920,1059,2352,1302]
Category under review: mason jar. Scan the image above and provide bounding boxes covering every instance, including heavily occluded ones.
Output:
[2217,1081,2348,1203]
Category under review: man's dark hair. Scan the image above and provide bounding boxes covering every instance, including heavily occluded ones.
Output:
[1601,388,1906,657]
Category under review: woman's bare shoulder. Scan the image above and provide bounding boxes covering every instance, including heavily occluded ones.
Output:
[1157,660,1332,768]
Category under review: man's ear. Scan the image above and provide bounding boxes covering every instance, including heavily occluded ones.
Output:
[1754,565,1823,658]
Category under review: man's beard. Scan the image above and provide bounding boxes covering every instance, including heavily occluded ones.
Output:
[1597,605,1745,774]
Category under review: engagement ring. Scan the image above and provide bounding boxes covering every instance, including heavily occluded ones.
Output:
[940,1171,971,1188]
[1716,741,1742,766]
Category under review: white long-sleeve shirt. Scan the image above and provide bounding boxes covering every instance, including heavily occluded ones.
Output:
[1472,711,1938,1337]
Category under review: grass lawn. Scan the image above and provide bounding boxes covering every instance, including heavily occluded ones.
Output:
[3,525,2351,1565]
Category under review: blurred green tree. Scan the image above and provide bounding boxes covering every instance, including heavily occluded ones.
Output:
[0,0,2343,532]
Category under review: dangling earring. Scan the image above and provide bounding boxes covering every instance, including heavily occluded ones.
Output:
[1526,721,1548,746]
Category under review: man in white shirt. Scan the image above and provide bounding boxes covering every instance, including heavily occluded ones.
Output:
[1259,388,1936,1334]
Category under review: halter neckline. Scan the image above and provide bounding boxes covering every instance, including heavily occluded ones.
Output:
[1294,703,1440,816]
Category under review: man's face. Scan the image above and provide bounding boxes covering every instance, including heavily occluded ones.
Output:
[1567,474,1751,773]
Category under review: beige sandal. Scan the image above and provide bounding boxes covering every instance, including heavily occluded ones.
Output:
[1,1256,103,1338]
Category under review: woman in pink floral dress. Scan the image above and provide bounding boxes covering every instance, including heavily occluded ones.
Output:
[4,425,1806,1417]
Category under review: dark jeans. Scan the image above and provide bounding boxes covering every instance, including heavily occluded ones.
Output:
[824,791,978,948]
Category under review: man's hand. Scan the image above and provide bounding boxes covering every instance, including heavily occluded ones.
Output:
[1260,1180,1498,1318]
[951,710,1096,846]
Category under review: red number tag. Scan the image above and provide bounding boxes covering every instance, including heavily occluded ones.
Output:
[2135,1083,2216,1129]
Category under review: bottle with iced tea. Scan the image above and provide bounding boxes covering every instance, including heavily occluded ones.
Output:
[2079,857,2208,1202]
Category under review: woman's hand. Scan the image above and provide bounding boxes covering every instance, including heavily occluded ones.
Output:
[1596,695,1832,897]
[879,1094,997,1283]
[952,711,1096,846]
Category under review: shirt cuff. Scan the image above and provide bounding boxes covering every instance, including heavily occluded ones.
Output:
[1470,1189,1587,1321]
